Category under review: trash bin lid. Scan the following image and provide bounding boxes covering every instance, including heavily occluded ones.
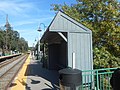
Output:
[59,68,81,75]
[59,68,82,86]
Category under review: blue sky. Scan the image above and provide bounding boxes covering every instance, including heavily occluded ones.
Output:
[0,0,76,47]
[0,0,119,47]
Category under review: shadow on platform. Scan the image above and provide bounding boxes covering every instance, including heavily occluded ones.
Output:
[17,79,31,90]
[10,78,31,90]
[25,59,59,90]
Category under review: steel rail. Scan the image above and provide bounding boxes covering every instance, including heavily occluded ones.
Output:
[0,54,29,90]
[0,55,24,78]
[0,55,23,68]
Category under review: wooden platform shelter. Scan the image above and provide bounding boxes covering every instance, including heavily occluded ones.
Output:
[41,11,93,71]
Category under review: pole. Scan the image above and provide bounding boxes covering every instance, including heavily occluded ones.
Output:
[72,52,75,69]
[38,35,40,60]
[37,23,46,61]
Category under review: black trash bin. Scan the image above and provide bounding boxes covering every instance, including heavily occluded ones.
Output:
[59,68,82,90]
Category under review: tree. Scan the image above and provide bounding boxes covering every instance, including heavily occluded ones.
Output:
[52,0,120,68]
[0,30,5,49]
[0,28,28,54]
[18,37,28,52]
[10,31,20,51]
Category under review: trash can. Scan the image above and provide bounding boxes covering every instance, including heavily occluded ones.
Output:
[59,68,82,90]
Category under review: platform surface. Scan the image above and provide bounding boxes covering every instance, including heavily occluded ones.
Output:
[10,55,59,90]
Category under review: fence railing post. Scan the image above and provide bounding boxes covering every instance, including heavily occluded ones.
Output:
[96,70,99,90]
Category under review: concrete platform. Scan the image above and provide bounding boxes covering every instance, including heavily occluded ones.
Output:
[10,55,59,90]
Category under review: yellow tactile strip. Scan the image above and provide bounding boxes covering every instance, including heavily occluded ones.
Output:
[10,54,31,90]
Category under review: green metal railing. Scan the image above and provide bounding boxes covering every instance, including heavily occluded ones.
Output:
[82,68,117,90]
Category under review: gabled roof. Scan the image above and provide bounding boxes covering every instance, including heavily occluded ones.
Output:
[41,11,91,43]
[49,11,91,32]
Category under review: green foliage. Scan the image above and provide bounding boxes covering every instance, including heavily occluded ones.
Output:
[0,29,28,53]
[18,37,28,52]
[52,0,120,68]
[93,47,120,68]
[0,30,5,49]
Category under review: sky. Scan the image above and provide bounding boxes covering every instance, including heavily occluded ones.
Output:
[0,0,76,47]
[0,0,119,47]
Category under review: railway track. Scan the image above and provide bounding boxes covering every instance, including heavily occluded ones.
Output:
[0,54,29,90]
